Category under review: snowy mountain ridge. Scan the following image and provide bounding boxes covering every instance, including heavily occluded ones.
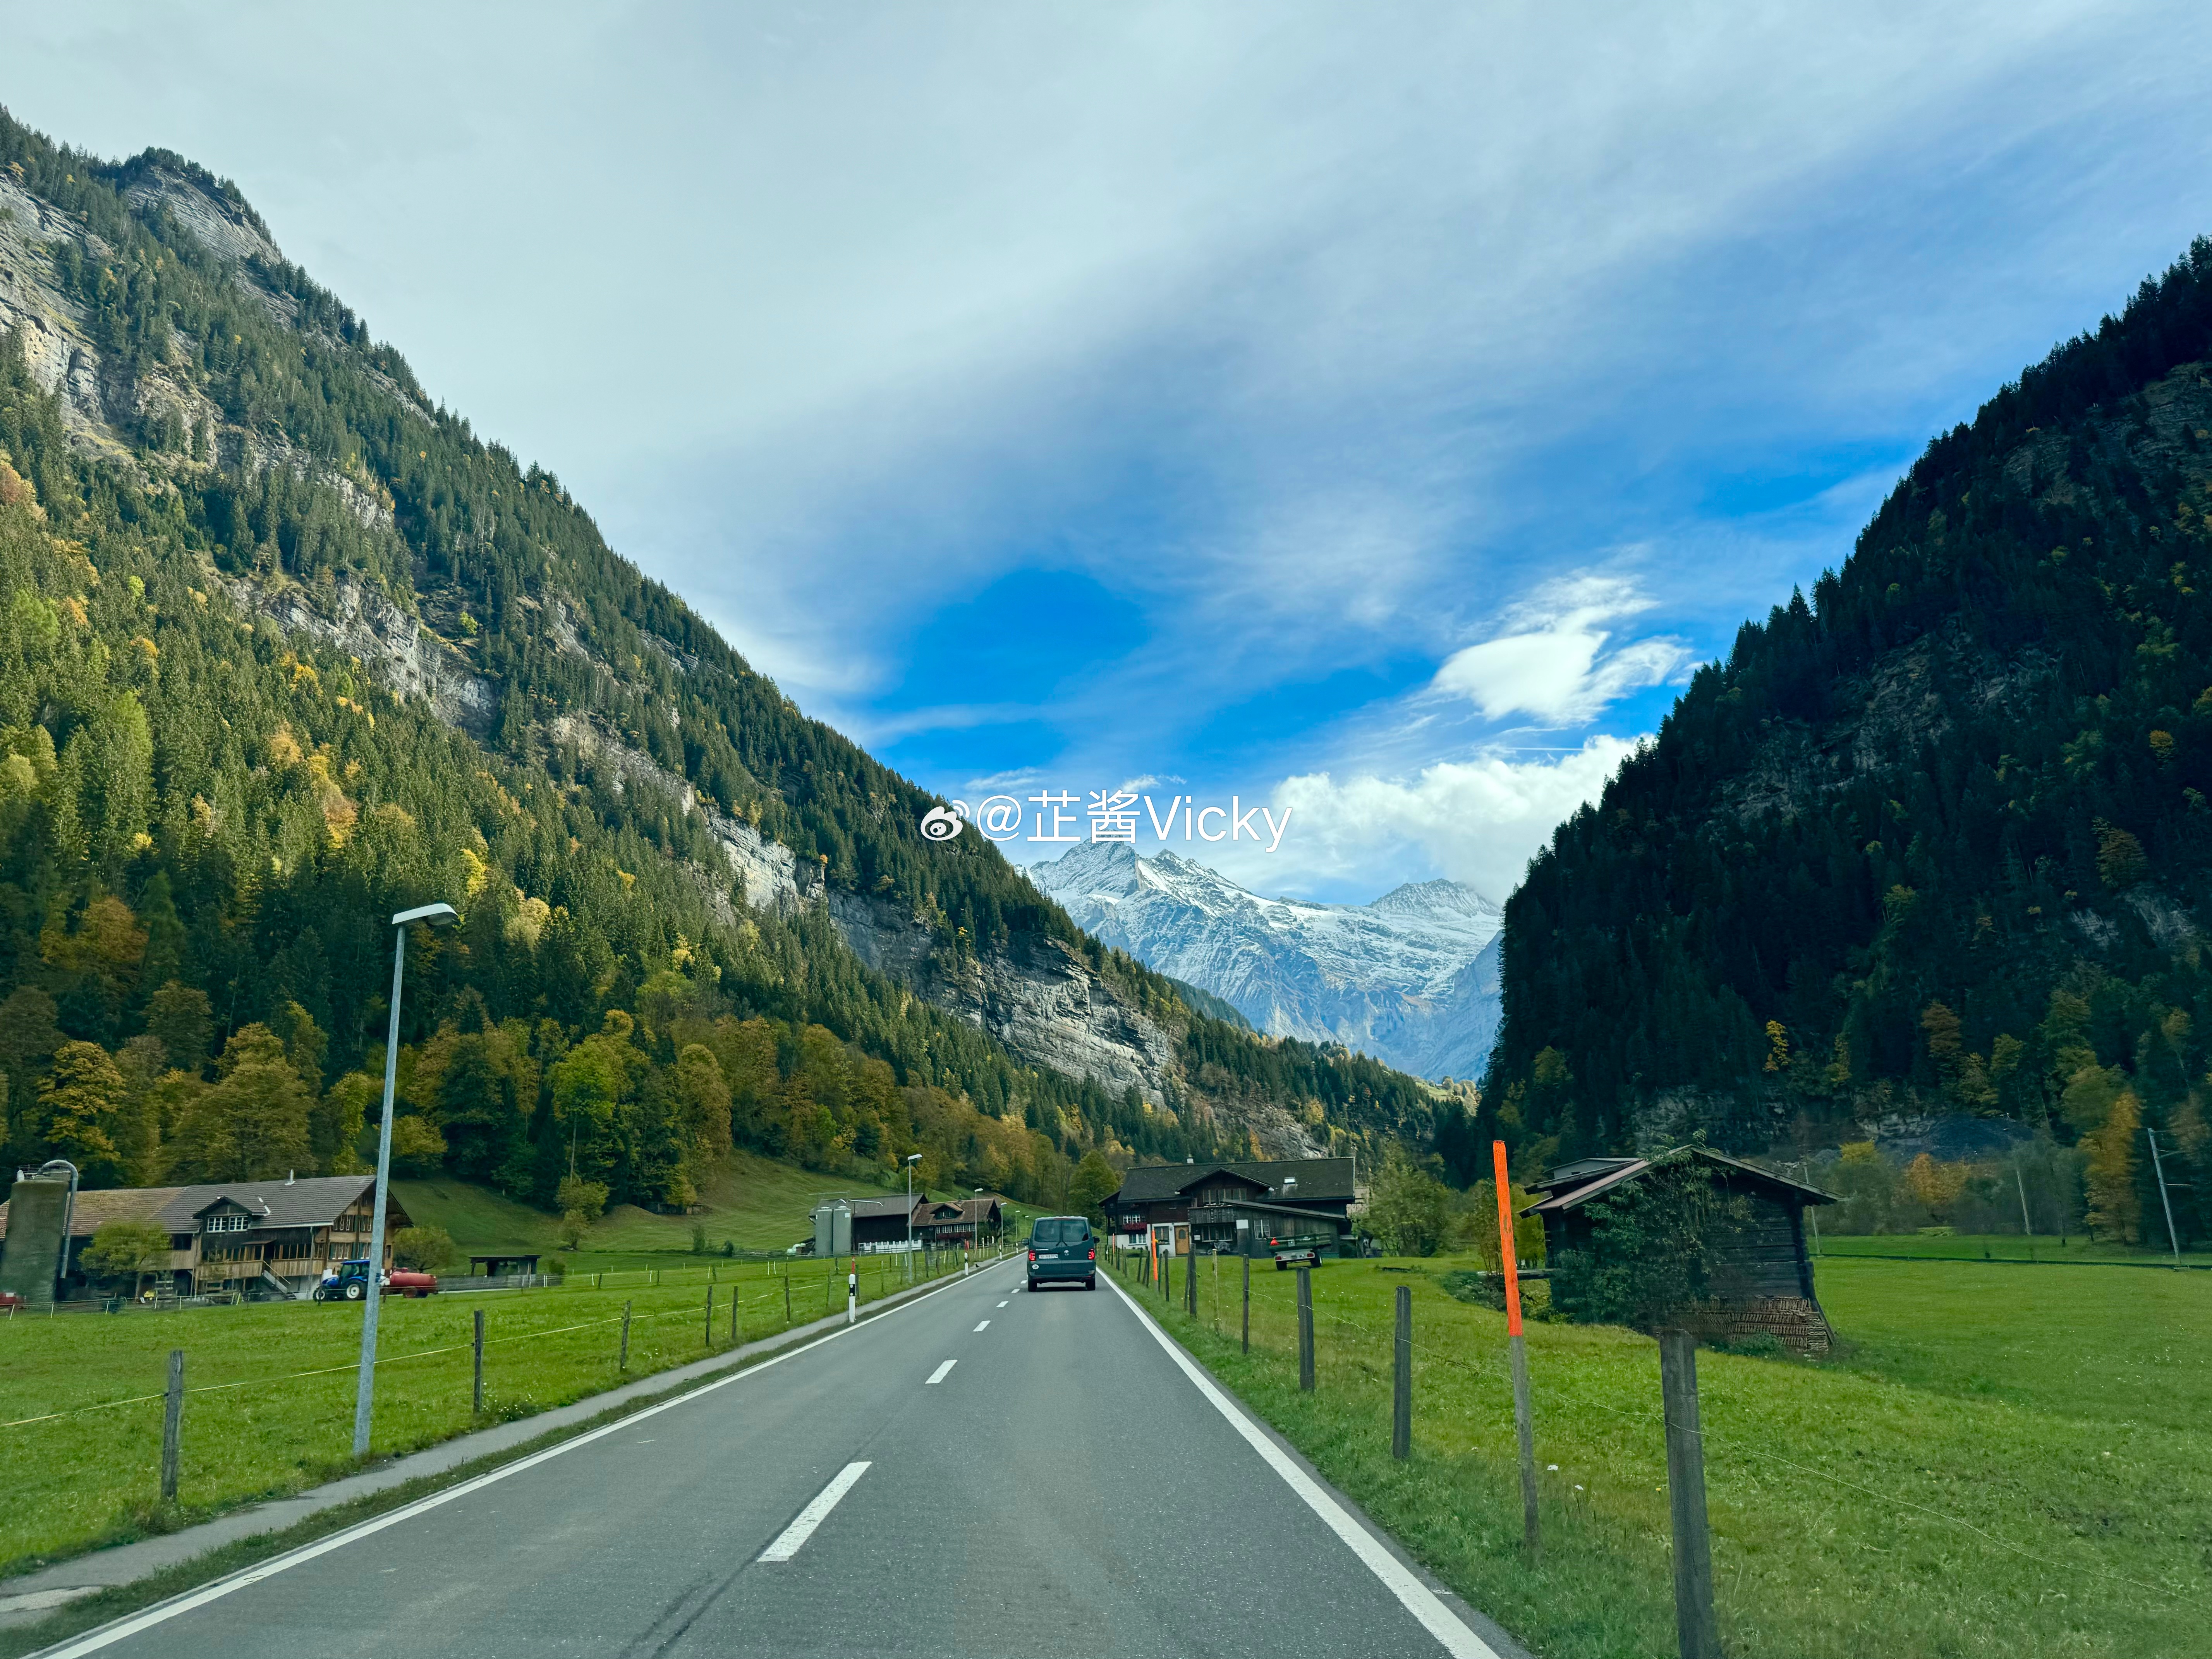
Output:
[1025,842,1503,1081]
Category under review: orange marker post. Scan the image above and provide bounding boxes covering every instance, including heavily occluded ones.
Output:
[1494,1140,1540,1557]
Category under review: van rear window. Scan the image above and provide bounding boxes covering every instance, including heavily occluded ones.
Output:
[1033,1218,1088,1244]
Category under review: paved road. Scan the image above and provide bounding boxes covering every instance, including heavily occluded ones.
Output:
[48,1258,1505,1659]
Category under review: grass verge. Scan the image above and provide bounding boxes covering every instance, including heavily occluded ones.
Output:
[0,1249,989,1574]
[1114,1247,2212,1659]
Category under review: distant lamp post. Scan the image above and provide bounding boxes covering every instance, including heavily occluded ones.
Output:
[352,901,459,1458]
[972,1187,985,1268]
[905,1153,922,1254]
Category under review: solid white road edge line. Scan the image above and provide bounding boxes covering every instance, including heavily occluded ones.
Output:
[925,1359,957,1384]
[755,1463,870,1561]
[36,1256,1019,1659]
[1102,1271,1502,1659]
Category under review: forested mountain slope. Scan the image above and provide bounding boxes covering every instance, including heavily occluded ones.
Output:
[1486,239,2212,1238]
[0,111,1443,1212]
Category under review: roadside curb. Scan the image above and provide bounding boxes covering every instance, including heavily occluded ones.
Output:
[0,1255,1011,1638]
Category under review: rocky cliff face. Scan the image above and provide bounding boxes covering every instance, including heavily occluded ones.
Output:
[0,157,1233,1133]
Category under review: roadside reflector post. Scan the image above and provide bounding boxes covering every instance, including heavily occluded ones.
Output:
[847,1268,857,1326]
[1242,1254,1250,1354]
[620,1299,632,1372]
[161,1348,184,1503]
[1660,1329,1721,1659]
[472,1309,485,1413]
[1296,1266,1315,1391]
[1392,1284,1412,1460]
[1494,1139,1539,1558]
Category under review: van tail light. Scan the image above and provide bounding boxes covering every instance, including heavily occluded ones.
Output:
[1028,1252,1037,1264]
[1087,1248,1096,1261]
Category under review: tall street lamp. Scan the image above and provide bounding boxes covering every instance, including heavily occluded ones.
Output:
[905,1153,921,1281]
[352,901,459,1458]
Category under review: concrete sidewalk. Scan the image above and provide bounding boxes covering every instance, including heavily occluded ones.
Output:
[0,1256,998,1630]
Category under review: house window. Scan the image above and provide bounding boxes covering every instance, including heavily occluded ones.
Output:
[204,1214,249,1233]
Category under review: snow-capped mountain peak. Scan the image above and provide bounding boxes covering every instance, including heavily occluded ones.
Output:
[1025,845,1503,1081]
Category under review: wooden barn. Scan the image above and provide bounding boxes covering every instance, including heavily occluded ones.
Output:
[1521,1149,1838,1352]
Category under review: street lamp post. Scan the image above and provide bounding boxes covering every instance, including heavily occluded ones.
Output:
[969,1187,984,1274]
[905,1153,921,1282]
[352,902,459,1458]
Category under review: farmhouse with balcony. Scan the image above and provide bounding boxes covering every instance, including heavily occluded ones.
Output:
[1105,1158,1357,1257]
[0,1174,407,1302]
[1520,1149,1838,1352]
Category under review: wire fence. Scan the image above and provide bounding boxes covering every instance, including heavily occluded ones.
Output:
[1109,1246,2211,1657]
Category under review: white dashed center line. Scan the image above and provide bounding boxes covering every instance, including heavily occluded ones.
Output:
[925,1359,957,1385]
[974,1320,990,1331]
[757,1462,871,1562]
[997,1300,1008,1308]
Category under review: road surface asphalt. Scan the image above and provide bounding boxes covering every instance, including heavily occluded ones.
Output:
[44,1255,1509,1659]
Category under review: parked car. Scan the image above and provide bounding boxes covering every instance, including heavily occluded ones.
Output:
[1026,1216,1097,1291]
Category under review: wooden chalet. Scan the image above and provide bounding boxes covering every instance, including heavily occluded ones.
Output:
[0,1174,406,1302]
[1105,1158,1357,1257]
[848,1194,929,1252]
[1521,1150,1838,1352]
[914,1195,1003,1247]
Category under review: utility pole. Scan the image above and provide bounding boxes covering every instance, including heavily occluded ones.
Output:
[2016,1162,2034,1253]
[2147,1128,2190,1269]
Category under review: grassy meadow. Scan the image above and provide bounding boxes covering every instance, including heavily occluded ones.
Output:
[395,1151,1040,1272]
[0,1246,989,1575]
[1119,1247,2212,1659]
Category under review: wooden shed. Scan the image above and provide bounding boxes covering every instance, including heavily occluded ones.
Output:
[1521,1149,1838,1352]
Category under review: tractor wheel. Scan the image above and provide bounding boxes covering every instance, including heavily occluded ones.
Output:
[343,1281,366,1301]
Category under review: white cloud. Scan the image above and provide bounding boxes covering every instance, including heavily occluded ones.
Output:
[1205,737,1639,901]
[1429,574,1689,725]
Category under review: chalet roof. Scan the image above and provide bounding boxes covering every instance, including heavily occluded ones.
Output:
[2,1175,387,1241]
[848,1194,926,1223]
[0,1185,183,1241]
[1520,1149,1835,1217]
[1524,1157,1638,1195]
[1109,1158,1356,1207]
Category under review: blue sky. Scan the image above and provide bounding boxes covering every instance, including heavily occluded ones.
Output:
[13,2,2212,900]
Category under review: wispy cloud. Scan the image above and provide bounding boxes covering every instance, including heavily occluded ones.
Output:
[1428,574,1691,726]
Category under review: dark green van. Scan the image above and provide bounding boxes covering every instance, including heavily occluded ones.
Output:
[1026,1216,1097,1291]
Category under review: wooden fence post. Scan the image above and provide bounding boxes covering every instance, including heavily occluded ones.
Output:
[1186,1246,1197,1316]
[704,1287,714,1349]
[1661,1330,1721,1659]
[619,1300,632,1372]
[732,1283,741,1344]
[783,1268,792,1326]
[1296,1266,1315,1391]
[1494,1139,1540,1558]
[1392,1284,1412,1460]
[472,1309,484,1413]
[1241,1254,1250,1355]
[161,1348,184,1503]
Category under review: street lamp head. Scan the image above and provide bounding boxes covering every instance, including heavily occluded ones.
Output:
[906,1153,922,1166]
[392,902,460,929]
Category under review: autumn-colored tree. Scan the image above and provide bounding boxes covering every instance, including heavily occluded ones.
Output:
[1902,1152,1968,1224]
[166,1024,314,1182]
[2083,1089,2143,1243]
[39,1040,128,1185]
[81,1218,172,1295]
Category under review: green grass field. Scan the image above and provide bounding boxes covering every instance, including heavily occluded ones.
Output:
[0,1246,991,1576]
[1115,1247,2212,1659]
[1814,1231,2212,1267]
[395,1152,1040,1271]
